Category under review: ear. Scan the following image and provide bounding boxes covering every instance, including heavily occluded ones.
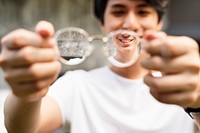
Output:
[99,21,105,33]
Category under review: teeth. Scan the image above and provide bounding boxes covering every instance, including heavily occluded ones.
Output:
[120,39,133,43]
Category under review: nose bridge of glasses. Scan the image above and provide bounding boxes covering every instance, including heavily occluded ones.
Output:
[88,35,108,43]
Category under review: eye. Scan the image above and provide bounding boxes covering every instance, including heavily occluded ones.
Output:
[137,10,151,16]
[111,10,127,17]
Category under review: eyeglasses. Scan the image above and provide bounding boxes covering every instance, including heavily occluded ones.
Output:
[54,27,141,68]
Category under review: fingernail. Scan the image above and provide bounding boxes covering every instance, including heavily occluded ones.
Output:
[151,71,163,78]
[35,21,54,38]
[147,34,157,40]
[38,30,50,38]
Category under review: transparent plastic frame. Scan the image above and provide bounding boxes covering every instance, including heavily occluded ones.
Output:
[55,27,141,67]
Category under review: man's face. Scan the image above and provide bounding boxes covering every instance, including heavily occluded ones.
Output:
[101,0,162,38]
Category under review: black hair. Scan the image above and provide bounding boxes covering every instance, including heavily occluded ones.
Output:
[94,0,169,23]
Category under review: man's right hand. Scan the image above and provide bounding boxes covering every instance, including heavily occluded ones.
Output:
[0,21,61,102]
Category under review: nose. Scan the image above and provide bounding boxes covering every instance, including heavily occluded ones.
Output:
[122,12,140,32]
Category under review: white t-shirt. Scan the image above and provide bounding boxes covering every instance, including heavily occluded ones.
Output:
[48,66,194,133]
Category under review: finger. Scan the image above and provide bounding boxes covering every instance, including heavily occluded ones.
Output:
[1,21,55,49]
[0,38,58,68]
[145,36,199,58]
[35,21,54,38]
[4,61,61,83]
[141,53,200,73]
[150,90,198,107]
[1,29,43,49]
[141,56,171,72]
[166,36,199,57]
[143,31,169,57]
[11,77,53,94]
[144,73,199,93]
[144,30,167,41]
[11,82,50,101]
[3,45,58,68]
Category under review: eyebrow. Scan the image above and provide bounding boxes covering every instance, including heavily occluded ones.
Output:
[137,3,151,8]
[111,4,126,9]
[110,3,151,9]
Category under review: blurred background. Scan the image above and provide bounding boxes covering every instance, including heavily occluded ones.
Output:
[166,0,200,44]
[0,0,200,132]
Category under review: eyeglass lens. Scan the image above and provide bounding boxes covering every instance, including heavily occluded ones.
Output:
[55,27,141,67]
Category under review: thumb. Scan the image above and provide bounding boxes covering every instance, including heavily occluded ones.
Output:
[35,21,54,38]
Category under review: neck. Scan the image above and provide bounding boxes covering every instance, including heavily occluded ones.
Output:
[109,60,149,79]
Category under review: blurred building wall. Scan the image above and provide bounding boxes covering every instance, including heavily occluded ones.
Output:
[0,0,100,36]
[166,0,200,44]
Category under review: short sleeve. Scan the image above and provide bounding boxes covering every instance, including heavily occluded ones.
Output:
[48,70,84,125]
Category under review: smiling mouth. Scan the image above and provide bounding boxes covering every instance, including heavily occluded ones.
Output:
[116,33,136,44]
[119,38,134,43]
[117,35,136,47]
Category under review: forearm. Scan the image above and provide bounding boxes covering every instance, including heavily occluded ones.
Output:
[4,93,42,133]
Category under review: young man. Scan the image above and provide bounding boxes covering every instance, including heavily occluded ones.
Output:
[0,0,200,132]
